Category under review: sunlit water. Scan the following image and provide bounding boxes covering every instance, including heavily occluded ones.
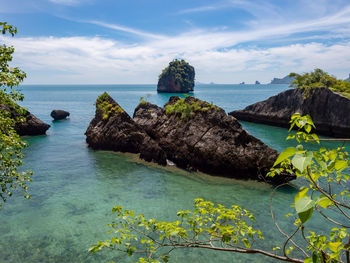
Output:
[0,84,346,262]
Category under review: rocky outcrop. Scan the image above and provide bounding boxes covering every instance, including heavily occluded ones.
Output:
[51,110,70,120]
[345,74,350,82]
[270,75,294,84]
[157,59,195,93]
[230,87,350,138]
[85,93,166,165]
[133,96,292,184]
[255,81,261,85]
[1,104,50,136]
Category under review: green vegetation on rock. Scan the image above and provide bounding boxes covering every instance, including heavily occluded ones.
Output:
[289,68,350,98]
[158,59,195,92]
[96,92,124,120]
[0,22,32,208]
[165,96,219,121]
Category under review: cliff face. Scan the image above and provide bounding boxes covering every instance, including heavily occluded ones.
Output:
[157,59,195,93]
[85,93,166,165]
[230,88,350,138]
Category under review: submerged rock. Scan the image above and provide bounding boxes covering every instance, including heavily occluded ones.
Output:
[1,104,50,136]
[51,110,70,120]
[230,87,350,138]
[157,59,195,93]
[85,92,166,165]
[133,96,292,184]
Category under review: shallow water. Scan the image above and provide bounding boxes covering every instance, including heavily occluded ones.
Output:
[0,84,346,262]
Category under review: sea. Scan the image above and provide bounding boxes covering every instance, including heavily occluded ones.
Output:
[0,84,346,262]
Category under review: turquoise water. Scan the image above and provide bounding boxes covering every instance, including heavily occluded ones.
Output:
[0,84,346,262]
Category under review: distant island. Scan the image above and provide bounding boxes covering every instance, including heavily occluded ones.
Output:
[345,73,350,82]
[157,59,195,93]
[270,75,295,84]
[255,81,261,84]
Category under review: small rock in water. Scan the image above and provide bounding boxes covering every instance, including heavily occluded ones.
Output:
[51,110,70,120]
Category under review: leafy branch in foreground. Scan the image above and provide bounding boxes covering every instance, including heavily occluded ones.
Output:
[91,113,350,263]
[0,22,32,208]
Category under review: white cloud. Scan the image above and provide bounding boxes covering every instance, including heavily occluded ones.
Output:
[2,33,350,84]
[85,20,165,40]
[2,1,350,84]
[48,0,81,6]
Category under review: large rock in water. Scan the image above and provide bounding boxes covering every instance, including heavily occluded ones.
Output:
[133,96,292,184]
[85,92,166,165]
[230,87,350,138]
[51,110,70,120]
[157,59,195,93]
[1,104,50,136]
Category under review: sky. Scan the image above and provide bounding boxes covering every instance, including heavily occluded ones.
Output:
[1,0,350,84]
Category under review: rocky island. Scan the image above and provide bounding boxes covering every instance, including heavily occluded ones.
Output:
[157,59,195,93]
[231,69,350,138]
[86,93,293,184]
[270,75,295,84]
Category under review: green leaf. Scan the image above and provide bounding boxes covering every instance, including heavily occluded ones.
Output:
[295,197,315,224]
[291,152,313,172]
[317,196,333,209]
[334,160,348,171]
[273,147,297,167]
[295,187,309,203]
[328,242,342,252]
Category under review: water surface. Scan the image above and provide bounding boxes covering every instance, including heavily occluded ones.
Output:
[0,84,345,262]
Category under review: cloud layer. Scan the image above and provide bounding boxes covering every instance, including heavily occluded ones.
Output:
[1,0,350,84]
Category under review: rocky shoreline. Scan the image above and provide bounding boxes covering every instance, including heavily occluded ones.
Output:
[86,93,293,184]
[230,87,350,138]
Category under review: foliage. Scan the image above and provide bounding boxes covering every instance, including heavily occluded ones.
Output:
[268,113,350,262]
[159,59,195,91]
[91,113,350,262]
[95,92,124,120]
[138,97,150,106]
[289,69,350,99]
[0,22,32,208]
[165,96,219,121]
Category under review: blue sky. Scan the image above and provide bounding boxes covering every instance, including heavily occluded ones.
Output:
[1,0,350,84]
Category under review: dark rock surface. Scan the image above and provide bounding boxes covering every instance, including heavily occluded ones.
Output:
[230,87,350,138]
[0,104,50,136]
[85,93,166,165]
[133,96,292,184]
[157,60,195,93]
[51,110,70,120]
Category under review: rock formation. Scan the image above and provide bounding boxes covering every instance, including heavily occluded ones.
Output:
[230,87,350,138]
[1,104,50,136]
[157,59,195,93]
[134,96,293,184]
[255,81,261,85]
[85,92,166,165]
[86,93,294,184]
[51,110,70,120]
[270,75,295,84]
